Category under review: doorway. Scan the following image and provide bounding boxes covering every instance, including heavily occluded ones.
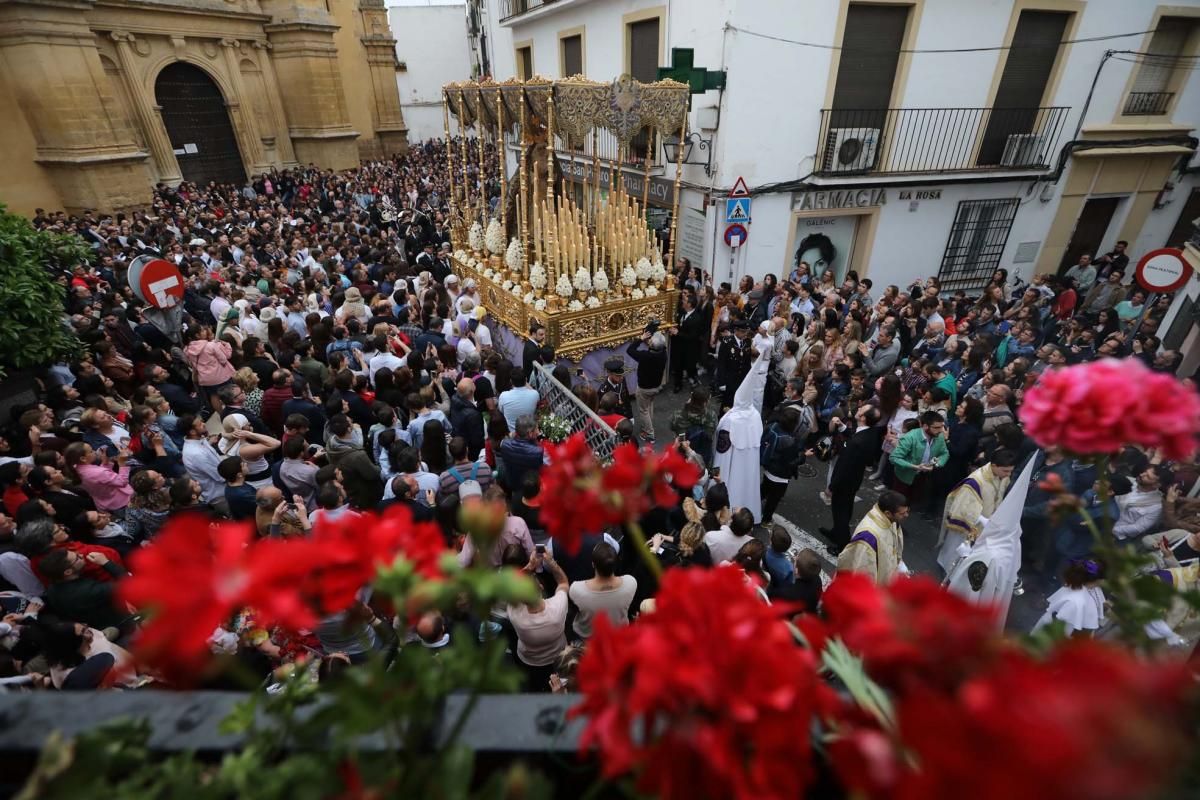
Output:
[1058,196,1121,273]
[154,62,246,187]
[1166,188,1200,249]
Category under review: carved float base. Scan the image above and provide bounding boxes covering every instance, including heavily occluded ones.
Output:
[453,257,676,361]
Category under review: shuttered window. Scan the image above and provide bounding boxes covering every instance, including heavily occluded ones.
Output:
[628,18,660,162]
[629,19,660,82]
[992,11,1070,109]
[1125,17,1195,114]
[977,10,1069,164]
[830,3,909,126]
[516,46,533,80]
[562,34,583,77]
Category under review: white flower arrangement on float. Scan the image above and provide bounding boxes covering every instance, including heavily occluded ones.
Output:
[635,256,653,281]
[454,249,468,262]
[534,298,547,312]
[484,219,505,255]
[523,292,535,304]
[467,257,479,268]
[568,300,585,312]
[468,221,485,252]
[505,238,523,272]
[529,263,547,290]
[631,288,645,300]
[585,296,602,309]
[620,265,637,287]
[502,279,514,291]
[555,273,573,298]
[645,286,659,297]
[483,268,496,280]
[593,268,609,293]
[510,284,523,297]
[573,267,592,292]
[650,259,667,283]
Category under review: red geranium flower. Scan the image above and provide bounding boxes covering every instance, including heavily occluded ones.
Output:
[301,505,450,613]
[118,514,322,678]
[1036,472,1066,494]
[1020,359,1200,460]
[816,573,1008,692]
[573,566,826,800]
[887,641,1196,800]
[540,434,700,553]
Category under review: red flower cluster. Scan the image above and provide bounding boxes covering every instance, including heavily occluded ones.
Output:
[539,433,700,553]
[1020,358,1200,460]
[303,505,449,614]
[118,507,451,678]
[890,641,1194,800]
[808,575,1197,800]
[800,572,1008,692]
[572,566,829,800]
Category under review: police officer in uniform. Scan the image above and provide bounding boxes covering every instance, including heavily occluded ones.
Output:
[716,320,753,408]
[599,357,633,419]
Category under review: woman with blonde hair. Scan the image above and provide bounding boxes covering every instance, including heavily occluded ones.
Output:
[233,367,264,418]
[672,498,714,568]
[821,326,844,372]
[841,318,864,358]
[218,413,280,489]
[796,319,825,365]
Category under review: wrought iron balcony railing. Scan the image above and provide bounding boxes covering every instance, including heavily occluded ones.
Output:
[814,106,1070,177]
[499,0,556,22]
[1123,91,1174,116]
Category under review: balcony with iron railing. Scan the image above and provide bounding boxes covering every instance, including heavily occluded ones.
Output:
[1123,91,1175,116]
[813,106,1070,177]
[499,0,556,22]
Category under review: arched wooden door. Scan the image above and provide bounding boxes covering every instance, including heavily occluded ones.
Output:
[154,62,246,187]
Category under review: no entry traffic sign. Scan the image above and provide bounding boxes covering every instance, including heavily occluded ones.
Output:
[128,256,185,309]
[1135,248,1192,293]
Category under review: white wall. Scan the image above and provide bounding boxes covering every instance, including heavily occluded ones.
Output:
[482,0,1200,288]
[389,1,475,141]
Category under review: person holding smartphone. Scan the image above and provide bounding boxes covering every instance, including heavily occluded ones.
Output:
[506,547,568,692]
[888,411,948,511]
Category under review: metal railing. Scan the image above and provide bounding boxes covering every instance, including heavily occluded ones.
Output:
[529,363,617,461]
[555,127,660,168]
[814,106,1069,176]
[498,0,556,21]
[1123,91,1174,116]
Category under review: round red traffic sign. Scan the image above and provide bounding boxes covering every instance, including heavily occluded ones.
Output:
[128,256,185,309]
[724,223,748,248]
[1134,248,1192,293]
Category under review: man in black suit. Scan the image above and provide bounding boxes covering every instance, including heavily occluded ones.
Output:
[820,404,881,555]
[522,322,547,372]
[671,290,706,392]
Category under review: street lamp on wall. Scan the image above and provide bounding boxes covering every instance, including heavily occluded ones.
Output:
[662,132,713,177]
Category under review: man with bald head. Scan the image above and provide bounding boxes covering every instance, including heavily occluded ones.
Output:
[448,377,484,460]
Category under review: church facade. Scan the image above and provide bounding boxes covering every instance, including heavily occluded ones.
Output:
[0,0,408,215]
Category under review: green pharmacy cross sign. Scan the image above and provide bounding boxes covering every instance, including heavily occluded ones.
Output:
[656,48,726,99]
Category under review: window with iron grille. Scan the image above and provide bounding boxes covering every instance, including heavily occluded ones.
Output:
[938,198,1020,293]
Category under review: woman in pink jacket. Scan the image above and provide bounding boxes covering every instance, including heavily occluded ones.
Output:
[184,325,235,407]
[64,442,133,513]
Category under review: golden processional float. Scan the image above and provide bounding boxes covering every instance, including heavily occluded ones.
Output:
[442,74,689,360]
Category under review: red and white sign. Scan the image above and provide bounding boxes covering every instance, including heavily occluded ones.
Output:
[724,223,748,248]
[127,256,185,309]
[1134,248,1192,293]
[729,176,750,197]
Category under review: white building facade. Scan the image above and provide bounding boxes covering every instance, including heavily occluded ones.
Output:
[388,0,478,142]
[478,0,1200,297]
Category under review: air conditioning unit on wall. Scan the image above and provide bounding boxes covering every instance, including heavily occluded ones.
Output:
[823,127,880,172]
[1001,133,1046,167]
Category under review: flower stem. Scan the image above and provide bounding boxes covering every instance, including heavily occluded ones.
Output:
[626,520,663,579]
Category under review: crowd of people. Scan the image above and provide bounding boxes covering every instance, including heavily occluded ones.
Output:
[0,136,1195,694]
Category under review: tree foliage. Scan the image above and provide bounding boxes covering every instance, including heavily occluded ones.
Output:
[0,204,87,372]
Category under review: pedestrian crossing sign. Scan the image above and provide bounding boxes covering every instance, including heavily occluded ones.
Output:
[725,197,751,224]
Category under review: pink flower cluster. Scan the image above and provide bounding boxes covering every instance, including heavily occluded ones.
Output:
[1019,358,1200,460]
